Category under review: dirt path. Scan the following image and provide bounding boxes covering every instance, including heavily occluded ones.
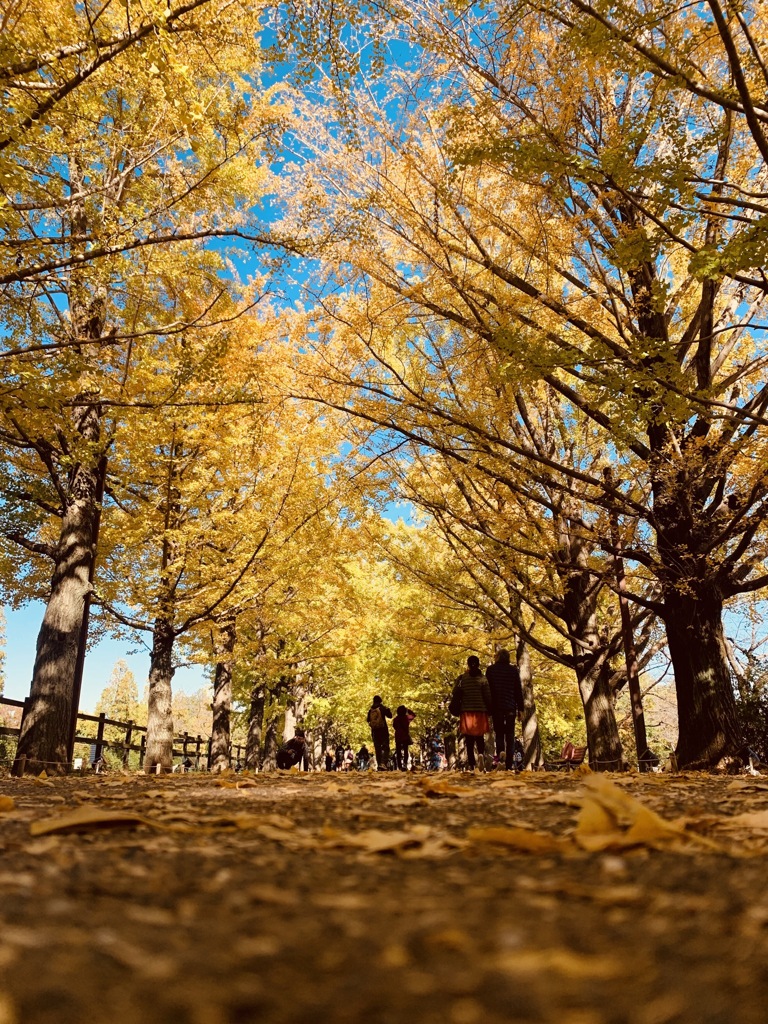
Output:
[1,769,767,1024]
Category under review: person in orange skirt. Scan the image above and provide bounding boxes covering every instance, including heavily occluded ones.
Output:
[450,655,493,771]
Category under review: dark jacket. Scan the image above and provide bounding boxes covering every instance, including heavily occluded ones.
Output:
[486,661,524,714]
[367,703,392,732]
[392,709,416,744]
[452,672,492,713]
[277,736,308,770]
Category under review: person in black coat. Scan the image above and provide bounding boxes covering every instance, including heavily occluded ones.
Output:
[485,649,524,770]
[276,729,309,770]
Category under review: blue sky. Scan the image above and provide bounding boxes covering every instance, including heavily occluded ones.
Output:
[2,603,209,713]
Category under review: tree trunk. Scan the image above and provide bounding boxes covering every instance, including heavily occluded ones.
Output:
[575,655,623,770]
[664,586,742,768]
[557,519,624,771]
[245,682,265,770]
[144,617,175,773]
[210,616,236,772]
[517,640,544,769]
[283,702,297,743]
[263,713,279,771]
[13,397,102,776]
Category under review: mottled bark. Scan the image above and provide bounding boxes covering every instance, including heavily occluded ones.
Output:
[144,617,175,773]
[262,715,279,771]
[13,397,101,776]
[210,616,236,772]
[649,464,743,766]
[557,521,624,771]
[517,641,544,769]
[245,683,265,770]
[576,657,623,770]
[283,703,297,743]
[664,586,741,768]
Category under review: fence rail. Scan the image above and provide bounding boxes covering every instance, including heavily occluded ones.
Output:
[0,696,246,771]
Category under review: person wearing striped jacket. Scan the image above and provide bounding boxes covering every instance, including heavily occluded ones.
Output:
[451,656,492,770]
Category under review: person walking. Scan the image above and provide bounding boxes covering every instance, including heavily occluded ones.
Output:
[367,695,393,770]
[486,648,524,770]
[450,655,492,771]
[392,705,416,771]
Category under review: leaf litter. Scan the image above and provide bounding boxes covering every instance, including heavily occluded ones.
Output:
[3,769,768,1024]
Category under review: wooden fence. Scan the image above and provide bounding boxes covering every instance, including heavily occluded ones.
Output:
[0,695,246,771]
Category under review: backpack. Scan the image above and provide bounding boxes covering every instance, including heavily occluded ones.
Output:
[448,682,462,717]
[369,704,386,729]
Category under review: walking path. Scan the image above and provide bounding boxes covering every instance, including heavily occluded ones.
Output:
[1,769,767,1024]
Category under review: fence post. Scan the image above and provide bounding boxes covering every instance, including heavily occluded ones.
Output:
[11,698,31,777]
[123,720,134,768]
[139,733,146,770]
[93,713,106,770]
[195,735,202,770]
[206,736,212,770]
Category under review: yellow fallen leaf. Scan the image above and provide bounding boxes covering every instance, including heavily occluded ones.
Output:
[575,775,723,852]
[0,796,15,813]
[325,825,436,855]
[495,946,624,980]
[30,806,152,836]
[415,777,472,799]
[312,892,369,910]
[466,825,570,854]
[385,793,426,808]
[714,809,768,832]
[25,774,55,787]
[575,795,615,837]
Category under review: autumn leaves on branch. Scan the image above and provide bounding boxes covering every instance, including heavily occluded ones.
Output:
[2,1,768,774]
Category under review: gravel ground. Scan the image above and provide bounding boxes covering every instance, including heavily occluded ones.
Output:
[1,769,767,1024]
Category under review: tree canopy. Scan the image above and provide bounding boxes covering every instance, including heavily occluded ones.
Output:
[4,0,768,773]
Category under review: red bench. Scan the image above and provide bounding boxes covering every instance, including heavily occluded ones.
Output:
[544,742,588,771]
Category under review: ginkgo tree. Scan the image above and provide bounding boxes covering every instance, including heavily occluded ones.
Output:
[278,0,768,767]
[1,0,280,773]
[284,263,660,768]
[91,318,353,773]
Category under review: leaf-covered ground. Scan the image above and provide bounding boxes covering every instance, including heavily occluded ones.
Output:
[1,768,768,1024]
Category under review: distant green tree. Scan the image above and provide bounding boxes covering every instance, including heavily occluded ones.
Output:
[96,661,140,723]
[88,660,142,770]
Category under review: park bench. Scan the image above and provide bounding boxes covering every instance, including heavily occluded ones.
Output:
[544,741,588,771]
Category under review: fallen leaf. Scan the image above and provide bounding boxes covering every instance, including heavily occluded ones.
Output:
[712,809,768,833]
[385,793,426,808]
[0,796,15,813]
[466,824,570,854]
[494,946,624,980]
[311,892,369,910]
[415,777,472,799]
[30,807,151,835]
[321,825,454,857]
[25,775,55,788]
[574,775,724,853]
